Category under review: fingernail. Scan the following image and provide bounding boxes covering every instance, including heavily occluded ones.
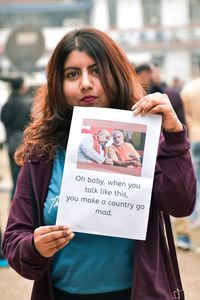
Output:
[66,229,72,235]
[70,232,75,239]
[133,108,139,115]
[131,104,137,110]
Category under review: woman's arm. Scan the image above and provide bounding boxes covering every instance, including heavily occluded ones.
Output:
[2,163,50,280]
[132,92,196,216]
[2,159,68,280]
[153,128,196,216]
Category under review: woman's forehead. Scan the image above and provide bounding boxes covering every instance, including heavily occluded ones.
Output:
[64,50,96,68]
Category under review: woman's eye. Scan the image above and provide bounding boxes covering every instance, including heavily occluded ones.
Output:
[65,71,79,79]
[91,66,99,75]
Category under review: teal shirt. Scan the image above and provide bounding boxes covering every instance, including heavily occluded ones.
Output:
[44,149,135,294]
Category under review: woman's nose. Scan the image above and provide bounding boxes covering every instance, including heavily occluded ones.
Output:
[80,73,93,90]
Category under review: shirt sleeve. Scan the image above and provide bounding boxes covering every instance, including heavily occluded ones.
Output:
[152,127,196,217]
[2,161,52,280]
[79,135,106,164]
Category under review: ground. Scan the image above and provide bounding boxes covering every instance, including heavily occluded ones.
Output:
[0,147,200,300]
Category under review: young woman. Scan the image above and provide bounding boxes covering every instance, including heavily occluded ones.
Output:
[2,27,196,300]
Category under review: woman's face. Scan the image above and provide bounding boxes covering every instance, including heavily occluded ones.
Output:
[63,50,109,108]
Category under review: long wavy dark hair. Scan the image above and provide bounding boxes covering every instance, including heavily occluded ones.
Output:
[15,27,145,166]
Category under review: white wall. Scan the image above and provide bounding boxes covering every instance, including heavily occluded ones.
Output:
[161,0,189,26]
[117,0,142,29]
[90,0,109,30]
[163,50,191,83]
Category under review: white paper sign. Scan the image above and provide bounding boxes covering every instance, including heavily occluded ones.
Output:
[56,107,162,240]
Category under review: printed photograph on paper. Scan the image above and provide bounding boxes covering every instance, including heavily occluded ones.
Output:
[76,119,147,176]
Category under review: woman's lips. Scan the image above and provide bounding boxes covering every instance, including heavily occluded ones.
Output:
[81,96,97,103]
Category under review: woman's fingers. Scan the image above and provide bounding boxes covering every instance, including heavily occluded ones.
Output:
[132,93,169,115]
[35,225,71,242]
[45,232,75,257]
[131,93,183,132]
[45,232,74,249]
[34,225,75,258]
[35,225,68,235]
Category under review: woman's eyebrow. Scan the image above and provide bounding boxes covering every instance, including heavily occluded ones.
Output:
[64,66,79,72]
[64,63,97,72]
[88,63,97,68]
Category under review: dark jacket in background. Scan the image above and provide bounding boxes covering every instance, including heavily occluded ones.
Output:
[1,90,32,148]
[1,90,32,199]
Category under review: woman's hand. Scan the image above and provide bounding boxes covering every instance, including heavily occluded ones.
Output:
[34,225,74,258]
[131,92,183,132]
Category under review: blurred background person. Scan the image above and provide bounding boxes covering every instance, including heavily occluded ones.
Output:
[1,76,32,201]
[171,76,185,93]
[147,63,167,94]
[135,62,166,94]
[135,62,186,126]
[181,78,200,230]
[134,64,153,93]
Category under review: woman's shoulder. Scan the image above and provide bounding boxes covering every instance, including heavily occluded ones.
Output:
[25,146,53,164]
[21,147,54,184]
